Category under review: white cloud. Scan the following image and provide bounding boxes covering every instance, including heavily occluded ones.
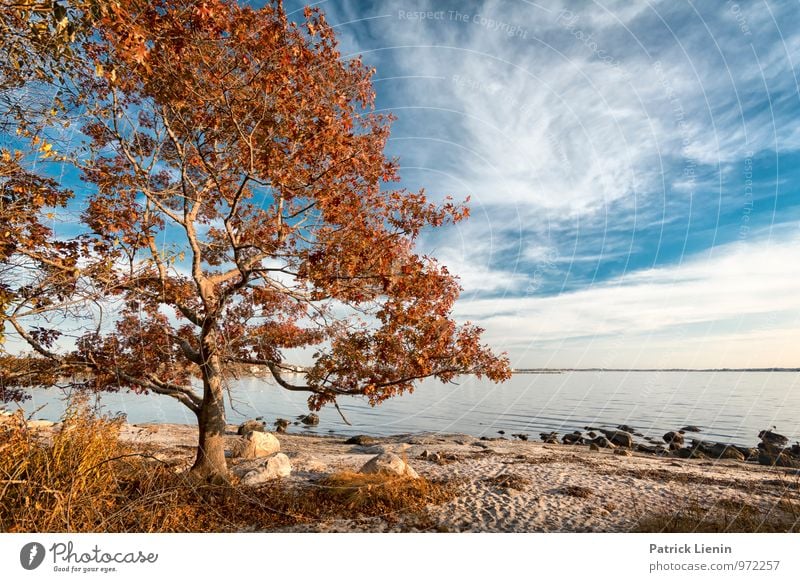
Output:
[455,232,800,367]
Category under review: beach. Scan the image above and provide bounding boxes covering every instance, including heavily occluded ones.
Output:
[97,422,800,533]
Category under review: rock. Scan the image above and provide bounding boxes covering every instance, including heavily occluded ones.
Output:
[589,443,600,452]
[600,429,633,448]
[274,418,290,433]
[791,443,800,458]
[230,431,281,459]
[497,430,505,435]
[419,449,432,459]
[345,435,377,446]
[732,445,759,461]
[636,443,666,455]
[705,443,745,461]
[562,433,583,445]
[663,431,685,448]
[680,425,701,432]
[617,424,636,433]
[240,453,292,485]
[539,432,559,444]
[614,448,633,457]
[300,413,319,426]
[512,433,529,441]
[587,431,597,439]
[592,436,615,449]
[237,419,266,435]
[758,449,800,468]
[359,453,419,479]
[759,429,789,447]
[675,447,706,459]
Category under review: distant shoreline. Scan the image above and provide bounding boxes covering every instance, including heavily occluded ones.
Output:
[512,368,799,373]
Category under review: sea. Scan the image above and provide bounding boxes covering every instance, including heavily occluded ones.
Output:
[14,371,800,447]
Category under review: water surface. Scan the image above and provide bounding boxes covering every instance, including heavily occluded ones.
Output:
[15,371,800,447]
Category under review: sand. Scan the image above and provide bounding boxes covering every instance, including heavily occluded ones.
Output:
[113,422,800,533]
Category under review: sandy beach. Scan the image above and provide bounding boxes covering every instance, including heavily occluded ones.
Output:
[97,422,800,533]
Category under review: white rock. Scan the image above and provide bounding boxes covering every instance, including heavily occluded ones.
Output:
[240,453,292,485]
[359,452,419,479]
[231,431,280,459]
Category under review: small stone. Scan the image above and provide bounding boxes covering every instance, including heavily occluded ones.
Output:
[274,418,290,433]
[300,413,319,426]
[680,425,701,432]
[614,448,633,457]
[345,435,376,446]
[589,443,600,452]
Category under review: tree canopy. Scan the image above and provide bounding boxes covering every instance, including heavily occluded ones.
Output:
[0,0,510,481]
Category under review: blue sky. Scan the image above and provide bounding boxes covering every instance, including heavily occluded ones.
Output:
[7,1,798,369]
[272,0,800,368]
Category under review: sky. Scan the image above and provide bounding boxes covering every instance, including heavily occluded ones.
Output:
[5,1,798,370]
[270,0,800,369]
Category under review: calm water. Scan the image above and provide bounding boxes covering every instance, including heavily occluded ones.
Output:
[15,371,800,447]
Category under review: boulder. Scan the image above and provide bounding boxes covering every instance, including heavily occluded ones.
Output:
[663,431,685,448]
[539,432,559,444]
[299,413,320,426]
[359,453,419,479]
[680,425,701,432]
[592,436,615,449]
[587,431,597,439]
[758,449,800,468]
[617,424,636,433]
[675,447,706,459]
[274,418,290,433]
[600,429,633,448]
[512,433,529,441]
[562,433,583,445]
[705,443,745,461]
[240,453,292,485]
[231,431,281,459]
[237,419,266,435]
[345,435,377,446]
[758,430,789,447]
[732,445,759,461]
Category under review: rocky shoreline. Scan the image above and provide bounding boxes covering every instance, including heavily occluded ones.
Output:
[4,410,799,532]
[119,419,800,532]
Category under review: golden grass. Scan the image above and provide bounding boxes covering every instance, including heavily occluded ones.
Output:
[632,494,800,533]
[0,399,454,532]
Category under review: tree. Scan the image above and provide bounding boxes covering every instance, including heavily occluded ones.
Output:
[3,0,511,482]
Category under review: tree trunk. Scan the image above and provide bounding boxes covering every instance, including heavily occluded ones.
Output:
[190,355,229,483]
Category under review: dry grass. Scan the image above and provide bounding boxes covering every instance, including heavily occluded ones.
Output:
[633,495,800,533]
[0,400,454,532]
[276,471,455,522]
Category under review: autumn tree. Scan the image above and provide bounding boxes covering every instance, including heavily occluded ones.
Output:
[3,0,510,482]
[0,1,109,401]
